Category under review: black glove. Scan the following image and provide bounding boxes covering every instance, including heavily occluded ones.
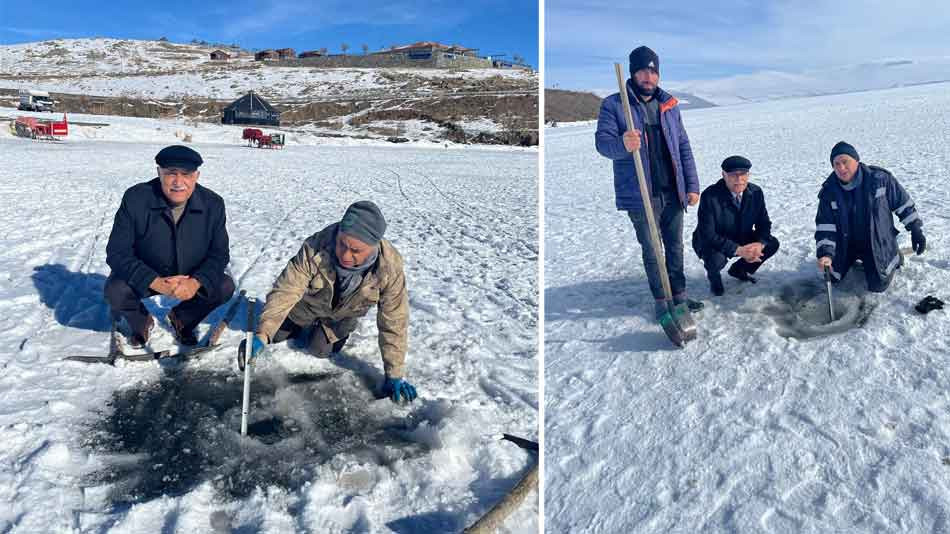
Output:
[911,226,926,255]
[915,295,944,314]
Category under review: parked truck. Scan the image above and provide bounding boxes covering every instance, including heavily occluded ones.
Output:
[18,89,55,112]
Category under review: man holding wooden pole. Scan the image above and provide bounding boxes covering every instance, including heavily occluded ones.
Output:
[595,46,703,332]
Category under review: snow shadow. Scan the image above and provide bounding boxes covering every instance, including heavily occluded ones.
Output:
[545,278,654,322]
[762,275,875,339]
[80,368,433,505]
[386,511,463,533]
[31,264,111,332]
[545,276,711,323]
[601,331,683,353]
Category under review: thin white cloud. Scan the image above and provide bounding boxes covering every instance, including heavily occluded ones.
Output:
[546,0,950,87]
[2,26,65,39]
[213,0,477,39]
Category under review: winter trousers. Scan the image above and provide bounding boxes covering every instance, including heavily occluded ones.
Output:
[627,193,686,301]
[836,247,898,293]
[700,236,781,277]
[104,274,235,335]
[270,315,354,357]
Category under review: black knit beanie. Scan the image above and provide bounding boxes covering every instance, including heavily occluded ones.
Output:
[830,141,860,164]
[339,201,386,245]
[629,46,659,75]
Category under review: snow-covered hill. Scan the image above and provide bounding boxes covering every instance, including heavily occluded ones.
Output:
[544,81,950,533]
[0,38,536,101]
[0,38,538,145]
[666,56,950,106]
[0,117,538,533]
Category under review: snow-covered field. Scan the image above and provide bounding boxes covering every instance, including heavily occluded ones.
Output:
[0,118,538,533]
[0,109,528,149]
[544,82,950,532]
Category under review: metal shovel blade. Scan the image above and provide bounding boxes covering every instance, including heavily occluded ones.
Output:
[824,266,836,323]
[671,302,698,342]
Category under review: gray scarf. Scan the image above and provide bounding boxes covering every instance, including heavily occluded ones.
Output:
[333,246,378,303]
[837,165,863,191]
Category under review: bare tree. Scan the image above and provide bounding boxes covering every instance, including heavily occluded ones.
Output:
[513,54,524,65]
[341,43,349,56]
[319,47,328,55]
[361,43,369,55]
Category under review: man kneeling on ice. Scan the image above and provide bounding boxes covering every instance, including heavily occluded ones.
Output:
[815,141,926,292]
[692,155,780,296]
[241,201,417,403]
[104,145,234,346]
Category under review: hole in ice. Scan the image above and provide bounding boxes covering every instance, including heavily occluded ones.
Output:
[762,278,875,339]
[80,368,432,504]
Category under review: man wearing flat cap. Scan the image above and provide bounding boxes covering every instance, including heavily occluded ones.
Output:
[244,201,416,403]
[595,45,703,318]
[815,141,926,292]
[692,156,780,295]
[104,145,233,346]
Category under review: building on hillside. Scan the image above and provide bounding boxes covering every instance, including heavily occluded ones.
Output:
[210,50,231,61]
[298,50,324,58]
[276,48,296,59]
[254,49,279,61]
[221,91,280,126]
[374,41,479,60]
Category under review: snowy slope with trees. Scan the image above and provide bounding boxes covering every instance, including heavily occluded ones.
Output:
[0,120,537,533]
[544,81,950,533]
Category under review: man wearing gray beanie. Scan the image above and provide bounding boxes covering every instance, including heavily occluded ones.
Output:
[815,141,926,292]
[246,200,416,403]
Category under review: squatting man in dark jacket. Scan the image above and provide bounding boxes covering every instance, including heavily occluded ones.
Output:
[595,45,703,318]
[692,156,780,296]
[240,201,417,403]
[815,141,926,292]
[104,145,234,346]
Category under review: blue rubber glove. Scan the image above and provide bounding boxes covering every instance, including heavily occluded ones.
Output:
[239,335,267,359]
[383,377,417,403]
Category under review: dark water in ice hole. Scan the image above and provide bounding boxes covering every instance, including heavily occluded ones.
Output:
[762,278,876,339]
[80,368,432,505]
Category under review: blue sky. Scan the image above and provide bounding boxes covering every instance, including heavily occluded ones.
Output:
[0,0,539,67]
[546,0,950,91]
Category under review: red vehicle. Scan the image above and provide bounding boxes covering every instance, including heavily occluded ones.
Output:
[13,114,68,140]
[242,127,284,149]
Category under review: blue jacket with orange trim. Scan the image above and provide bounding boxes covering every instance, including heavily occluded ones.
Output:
[595,81,700,211]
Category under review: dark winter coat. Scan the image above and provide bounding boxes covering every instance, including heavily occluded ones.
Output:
[595,81,700,211]
[105,178,230,297]
[814,163,921,281]
[692,180,774,258]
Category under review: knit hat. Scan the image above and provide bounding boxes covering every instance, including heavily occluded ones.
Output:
[629,46,659,75]
[830,141,860,164]
[721,155,752,173]
[339,201,386,245]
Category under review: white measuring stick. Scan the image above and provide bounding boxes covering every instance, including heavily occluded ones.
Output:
[240,297,255,436]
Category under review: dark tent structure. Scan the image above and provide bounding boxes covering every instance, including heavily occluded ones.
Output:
[221,91,280,126]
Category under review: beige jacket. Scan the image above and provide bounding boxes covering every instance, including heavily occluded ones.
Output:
[258,223,410,378]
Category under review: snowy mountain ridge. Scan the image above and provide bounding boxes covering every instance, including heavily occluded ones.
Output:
[0,38,538,145]
[0,38,535,100]
[586,56,950,107]
[666,56,950,106]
